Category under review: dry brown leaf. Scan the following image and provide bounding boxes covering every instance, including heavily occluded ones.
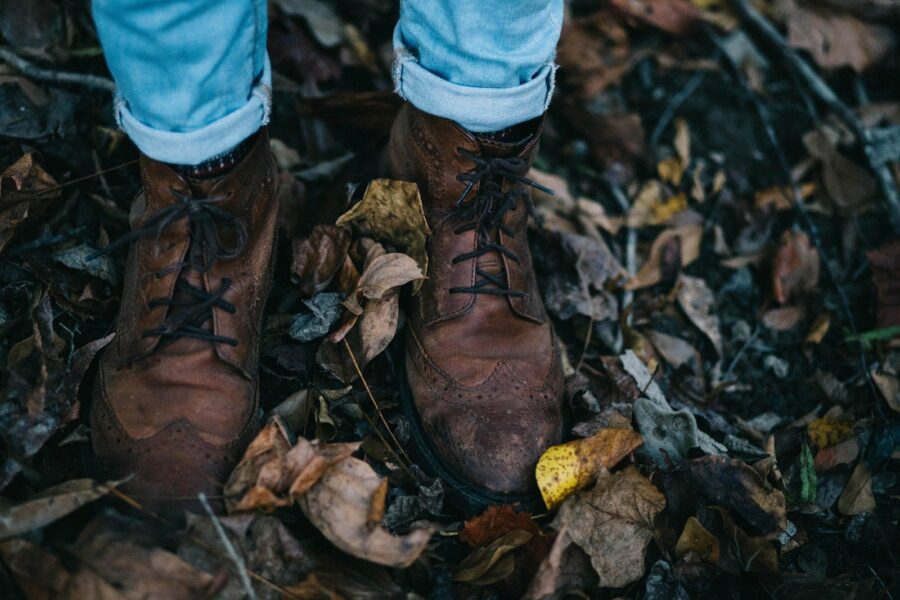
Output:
[523,527,596,600]
[867,239,900,328]
[814,437,860,471]
[772,230,820,305]
[837,463,877,515]
[805,313,832,345]
[291,224,351,298]
[761,306,804,331]
[674,516,720,563]
[788,6,895,71]
[680,455,787,535]
[0,154,61,253]
[335,179,431,291]
[872,369,900,413]
[225,419,359,513]
[627,224,703,289]
[677,273,723,356]
[459,505,541,548]
[709,507,779,574]
[552,466,665,588]
[803,128,877,210]
[0,479,119,540]
[454,529,533,586]
[536,428,644,509]
[297,456,433,568]
[646,330,699,368]
[609,0,702,35]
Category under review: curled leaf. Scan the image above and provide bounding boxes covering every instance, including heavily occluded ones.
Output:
[536,428,643,509]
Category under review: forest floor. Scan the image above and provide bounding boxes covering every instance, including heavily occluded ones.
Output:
[0,0,898,598]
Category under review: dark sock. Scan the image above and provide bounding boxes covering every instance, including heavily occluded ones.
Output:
[170,130,259,179]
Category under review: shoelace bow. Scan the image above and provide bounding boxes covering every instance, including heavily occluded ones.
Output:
[449,148,552,297]
[93,187,247,346]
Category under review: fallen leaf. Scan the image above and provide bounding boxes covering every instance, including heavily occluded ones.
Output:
[788,6,895,71]
[646,330,699,368]
[814,436,860,471]
[805,313,832,344]
[536,428,643,509]
[628,181,687,227]
[807,416,854,449]
[761,306,804,331]
[803,128,877,210]
[288,292,345,342]
[291,224,351,298]
[677,273,723,355]
[609,0,702,35]
[297,455,433,568]
[872,369,900,413]
[708,507,779,574]
[867,239,900,328]
[680,455,787,535]
[552,466,665,588]
[345,252,423,313]
[336,179,431,290]
[225,419,359,513]
[459,505,540,548]
[837,463,877,515]
[523,526,596,600]
[0,154,61,253]
[627,225,703,289]
[772,229,820,305]
[0,479,118,540]
[454,529,532,585]
[753,182,816,211]
[674,516,720,563]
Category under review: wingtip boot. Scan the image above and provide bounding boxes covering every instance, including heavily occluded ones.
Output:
[388,104,564,511]
[90,129,278,519]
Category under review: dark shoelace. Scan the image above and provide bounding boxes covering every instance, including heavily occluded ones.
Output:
[92,188,247,346]
[448,148,552,297]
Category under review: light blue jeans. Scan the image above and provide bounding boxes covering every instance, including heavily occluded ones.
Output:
[93,0,563,164]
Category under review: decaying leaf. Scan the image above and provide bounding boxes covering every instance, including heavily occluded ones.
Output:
[803,128,877,210]
[225,419,359,512]
[317,250,423,382]
[772,230,820,305]
[335,179,431,290]
[454,529,533,586]
[536,428,643,509]
[524,526,596,600]
[552,466,665,588]
[291,224,352,298]
[680,455,787,535]
[627,225,703,289]
[226,420,432,567]
[646,330,699,369]
[788,6,895,72]
[837,463,876,515]
[674,516,720,563]
[297,455,433,568]
[459,505,540,548]
[677,273,723,355]
[867,239,900,328]
[288,292,344,342]
[0,153,61,253]
[0,479,119,540]
[609,0,702,35]
[807,416,854,449]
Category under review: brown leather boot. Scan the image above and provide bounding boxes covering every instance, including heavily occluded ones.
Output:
[388,105,564,511]
[91,130,278,518]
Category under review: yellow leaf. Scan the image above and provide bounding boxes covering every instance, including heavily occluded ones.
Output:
[535,428,643,509]
[804,313,831,345]
[807,416,854,449]
[652,193,688,222]
[657,158,684,186]
[674,516,720,563]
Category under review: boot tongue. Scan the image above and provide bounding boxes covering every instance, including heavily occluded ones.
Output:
[470,128,535,276]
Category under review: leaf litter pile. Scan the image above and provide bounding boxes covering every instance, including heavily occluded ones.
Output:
[0,0,899,598]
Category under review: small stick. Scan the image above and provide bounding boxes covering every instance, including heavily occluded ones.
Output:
[198,493,257,600]
[0,47,115,93]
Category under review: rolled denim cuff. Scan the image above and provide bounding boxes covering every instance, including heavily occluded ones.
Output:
[392,44,557,133]
[114,56,272,164]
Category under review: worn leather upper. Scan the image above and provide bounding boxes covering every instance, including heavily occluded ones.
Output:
[91,130,278,516]
[389,105,564,496]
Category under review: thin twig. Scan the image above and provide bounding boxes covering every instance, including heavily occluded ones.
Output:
[649,68,708,148]
[0,47,115,93]
[342,338,414,469]
[607,180,636,323]
[198,493,258,600]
